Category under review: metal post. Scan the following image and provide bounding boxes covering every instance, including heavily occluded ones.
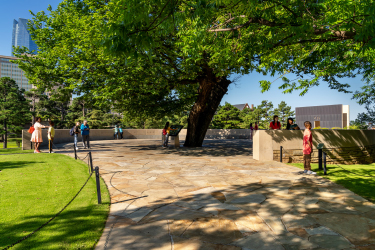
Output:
[95,167,102,204]
[323,151,327,175]
[74,145,77,160]
[89,152,94,173]
[280,146,283,163]
[318,149,323,170]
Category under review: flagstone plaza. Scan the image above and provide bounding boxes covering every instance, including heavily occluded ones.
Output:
[64,139,375,250]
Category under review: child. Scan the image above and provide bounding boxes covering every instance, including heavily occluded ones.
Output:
[162,122,177,147]
[48,121,55,153]
[303,121,316,175]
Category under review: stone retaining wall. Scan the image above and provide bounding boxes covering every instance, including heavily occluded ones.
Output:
[254,130,375,163]
[22,128,252,150]
[273,145,375,164]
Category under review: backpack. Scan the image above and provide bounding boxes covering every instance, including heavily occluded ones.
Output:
[70,126,75,136]
[28,126,35,134]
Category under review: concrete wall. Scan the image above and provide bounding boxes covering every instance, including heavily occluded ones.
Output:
[22,129,253,150]
[253,130,375,163]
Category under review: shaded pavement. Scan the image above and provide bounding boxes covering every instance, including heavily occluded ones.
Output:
[60,139,375,250]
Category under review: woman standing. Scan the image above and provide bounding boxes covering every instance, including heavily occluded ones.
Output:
[269,115,281,130]
[74,122,80,150]
[254,122,258,131]
[31,117,49,153]
[286,117,300,130]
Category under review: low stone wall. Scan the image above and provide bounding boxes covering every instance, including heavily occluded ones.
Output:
[273,145,375,164]
[22,128,252,150]
[254,130,375,164]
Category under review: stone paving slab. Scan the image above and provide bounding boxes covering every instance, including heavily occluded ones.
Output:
[59,139,375,250]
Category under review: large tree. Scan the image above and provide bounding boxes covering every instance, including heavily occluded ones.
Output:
[0,77,31,148]
[14,0,375,146]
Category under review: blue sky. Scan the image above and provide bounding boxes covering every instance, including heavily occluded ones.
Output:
[0,0,367,120]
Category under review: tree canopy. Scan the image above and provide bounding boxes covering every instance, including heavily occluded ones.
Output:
[13,0,375,146]
[0,77,31,148]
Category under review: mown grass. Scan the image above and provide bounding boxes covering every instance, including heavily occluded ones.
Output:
[1,138,22,148]
[0,153,110,249]
[0,147,33,154]
[288,162,375,202]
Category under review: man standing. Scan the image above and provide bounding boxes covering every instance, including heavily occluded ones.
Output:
[119,126,123,139]
[81,120,90,149]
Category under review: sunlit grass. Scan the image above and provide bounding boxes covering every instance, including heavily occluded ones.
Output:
[0,153,110,249]
[289,163,375,202]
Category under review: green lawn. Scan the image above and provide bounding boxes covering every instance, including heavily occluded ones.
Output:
[0,153,110,249]
[288,163,375,202]
[2,138,22,148]
[0,148,33,154]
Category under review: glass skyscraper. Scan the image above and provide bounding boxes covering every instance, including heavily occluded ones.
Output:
[12,18,38,55]
[0,55,33,91]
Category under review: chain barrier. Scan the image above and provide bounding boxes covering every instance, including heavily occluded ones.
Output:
[324,152,375,178]
[2,171,94,250]
[76,153,89,161]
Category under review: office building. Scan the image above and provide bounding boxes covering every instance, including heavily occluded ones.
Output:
[0,55,33,91]
[295,104,350,129]
[12,18,38,55]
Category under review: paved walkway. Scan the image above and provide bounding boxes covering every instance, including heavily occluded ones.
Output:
[63,139,375,250]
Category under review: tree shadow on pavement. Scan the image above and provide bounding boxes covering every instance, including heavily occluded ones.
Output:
[99,176,375,250]
[128,139,253,157]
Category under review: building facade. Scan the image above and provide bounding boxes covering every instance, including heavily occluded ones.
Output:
[295,104,350,129]
[12,18,38,55]
[0,55,33,91]
[233,103,252,110]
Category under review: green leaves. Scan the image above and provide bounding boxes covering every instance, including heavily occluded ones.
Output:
[0,78,32,141]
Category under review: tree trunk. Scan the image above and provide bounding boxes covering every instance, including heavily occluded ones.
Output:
[3,120,7,149]
[32,95,35,124]
[184,74,231,147]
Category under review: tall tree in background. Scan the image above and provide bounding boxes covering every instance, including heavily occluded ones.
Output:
[0,77,31,148]
[14,0,375,146]
[25,88,61,123]
[211,103,242,129]
[255,101,274,129]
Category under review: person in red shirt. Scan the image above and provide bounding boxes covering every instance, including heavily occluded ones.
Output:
[269,115,281,130]
[303,121,316,175]
[254,122,258,130]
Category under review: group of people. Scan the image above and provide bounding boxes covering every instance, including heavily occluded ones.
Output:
[72,121,91,150]
[113,125,124,139]
[249,115,300,138]
[268,115,315,174]
[30,117,55,153]
[249,115,315,175]
[162,122,177,147]
[268,115,300,131]
[31,119,126,152]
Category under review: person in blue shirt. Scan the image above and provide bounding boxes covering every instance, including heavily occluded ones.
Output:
[80,120,90,149]
[119,125,123,139]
